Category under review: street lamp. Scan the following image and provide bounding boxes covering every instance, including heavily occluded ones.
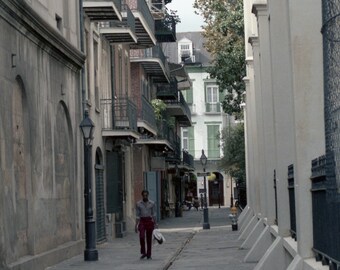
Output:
[80,110,98,261]
[200,149,210,229]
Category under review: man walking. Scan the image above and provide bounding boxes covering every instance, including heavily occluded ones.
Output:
[135,190,157,260]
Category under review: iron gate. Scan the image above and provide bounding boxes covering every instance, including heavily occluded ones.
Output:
[95,164,106,243]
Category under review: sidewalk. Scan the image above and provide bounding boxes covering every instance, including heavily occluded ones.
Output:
[47,207,255,270]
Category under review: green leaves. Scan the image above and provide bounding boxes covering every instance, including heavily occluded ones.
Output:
[219,123,246,185]
[194,0,246,115]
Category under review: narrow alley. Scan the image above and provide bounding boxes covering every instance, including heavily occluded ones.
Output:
[47,208,255,270]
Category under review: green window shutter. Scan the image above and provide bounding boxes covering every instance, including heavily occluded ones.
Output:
[219,90,224,103]
[106,151,123,213]
[207,125,219,158]
[188,126,195,156]
[186,88,193,104]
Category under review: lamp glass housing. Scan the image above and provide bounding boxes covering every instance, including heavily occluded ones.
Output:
[80,113,95,142]
[200,150,207,167]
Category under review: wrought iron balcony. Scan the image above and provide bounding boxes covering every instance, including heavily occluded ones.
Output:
[182,150,194,169]
[101,98,139,139]
[164,91,192,126]
[147,0,165,19]
[156,78,178,100]
[99,4,138,44]
[136,108,174,150]
[124,0,156,48]
[155,16,176,43]
[165,134,181,164]
[137,96,157,135]
[130,45,170,83]
[83,0,122,21]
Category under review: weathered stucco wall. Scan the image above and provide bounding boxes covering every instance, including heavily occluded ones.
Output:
[0,1,84,269]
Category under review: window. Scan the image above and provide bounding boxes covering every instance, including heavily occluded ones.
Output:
[205,84,220,113]
[181,44,190,50]
[182,88,193,104]
[182,127,195,156]
[207,125,220,158]
[179,42,192,62]
[182,129,188,150]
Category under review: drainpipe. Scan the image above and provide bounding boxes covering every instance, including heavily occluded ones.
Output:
[79,0,86,117]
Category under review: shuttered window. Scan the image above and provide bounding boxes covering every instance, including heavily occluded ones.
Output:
[182,127,195,156]
[207,125,220,158]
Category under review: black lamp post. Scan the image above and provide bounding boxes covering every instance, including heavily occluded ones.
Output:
[80,110,98,261]
[230,177,234,208]
[200,150,210,229]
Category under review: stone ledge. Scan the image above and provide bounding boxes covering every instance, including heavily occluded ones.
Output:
[7,240,84,270]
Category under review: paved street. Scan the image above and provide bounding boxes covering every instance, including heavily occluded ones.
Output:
[47,207,255,270]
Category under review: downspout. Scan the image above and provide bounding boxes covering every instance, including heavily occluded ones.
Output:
[79,0,86,117]
[110,46,115,128]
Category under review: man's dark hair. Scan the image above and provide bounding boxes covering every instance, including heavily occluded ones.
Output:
[141,190,149,195]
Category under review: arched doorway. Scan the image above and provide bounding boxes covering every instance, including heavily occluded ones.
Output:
[95,148,106,243]
[208,172,224,207]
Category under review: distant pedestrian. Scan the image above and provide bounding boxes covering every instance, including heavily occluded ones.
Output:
[193,197,200,211]
[135,190,157,260]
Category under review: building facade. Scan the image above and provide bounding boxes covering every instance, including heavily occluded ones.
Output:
[0,0,85,269]
[166,32,235,208]
[0,0,193,269]
[239,0,340,269]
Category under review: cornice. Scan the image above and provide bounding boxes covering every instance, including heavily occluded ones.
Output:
[0,0,85,71]
[252,0,268,17]
[248,36,259,47]
[246,57,254,65]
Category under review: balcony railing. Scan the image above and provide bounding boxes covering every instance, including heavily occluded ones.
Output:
[164,91,191,121]
[130,45,170,81]
[182,150,194,168]
[99,4,137,44]
[139,96,157,131]
[101,98,137,132]
[155,16,176,42]
[157,78,178,100]
[122,4,135,33]
[147,0,165,19]
[124,0,155,33]
[287,164,296,240]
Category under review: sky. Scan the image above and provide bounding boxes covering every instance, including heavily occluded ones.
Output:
[166,0,205,32]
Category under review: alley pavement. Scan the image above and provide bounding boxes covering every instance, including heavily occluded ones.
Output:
[47,207,256,270]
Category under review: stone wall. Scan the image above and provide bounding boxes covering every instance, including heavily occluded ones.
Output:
[0,1,85,269]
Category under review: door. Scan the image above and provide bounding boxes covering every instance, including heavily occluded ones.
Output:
[144,171,161,222]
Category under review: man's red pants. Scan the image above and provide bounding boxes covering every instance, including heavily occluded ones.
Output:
[138,217,155,257]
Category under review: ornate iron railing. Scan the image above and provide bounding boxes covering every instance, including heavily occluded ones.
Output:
[101,98,137,132]
[320,0,340,267]
[140,96,157,130]
[287,164,296,240]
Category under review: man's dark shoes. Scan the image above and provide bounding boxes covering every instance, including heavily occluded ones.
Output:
[147,256,152,260]
[140,254,147,259]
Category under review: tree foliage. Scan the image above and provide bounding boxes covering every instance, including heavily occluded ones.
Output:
[219,123,246,185]
[194,0,246,115]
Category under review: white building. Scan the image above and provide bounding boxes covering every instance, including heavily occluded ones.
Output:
[239,0,336,269]
[166,32,236,207]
